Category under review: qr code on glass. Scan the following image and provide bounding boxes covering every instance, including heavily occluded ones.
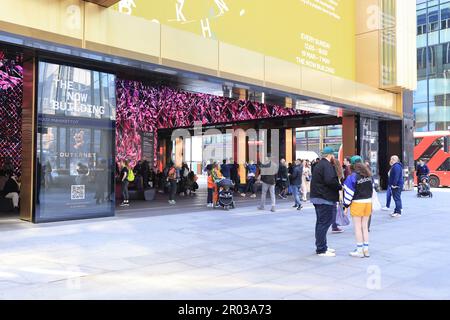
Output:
[71,185,85,200]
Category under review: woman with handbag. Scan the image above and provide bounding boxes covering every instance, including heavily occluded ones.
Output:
[343,156,374,258]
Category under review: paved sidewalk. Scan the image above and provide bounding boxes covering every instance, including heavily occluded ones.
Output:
[1,188,449,300]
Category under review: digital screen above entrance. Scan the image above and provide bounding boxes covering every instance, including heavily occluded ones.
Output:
[114,0,356,80]
[35,61,116,223]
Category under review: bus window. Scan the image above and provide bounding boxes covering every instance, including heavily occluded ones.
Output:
[437,158,450,171]
[421,137,444,160]
[415,138,423,146]
[445,136,449,153]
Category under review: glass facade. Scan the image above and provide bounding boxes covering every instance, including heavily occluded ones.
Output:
[35,61,116,222]
[415,0,450,131]
[296,125,342,157]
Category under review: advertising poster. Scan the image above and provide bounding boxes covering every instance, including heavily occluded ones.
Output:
[114,0,356,80]
[36,61,116,222]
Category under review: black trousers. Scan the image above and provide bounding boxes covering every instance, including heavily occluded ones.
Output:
[169,180,177,201]
[207,188,213,204]
[314,204,335,254]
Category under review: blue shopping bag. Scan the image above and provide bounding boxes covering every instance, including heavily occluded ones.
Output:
[336,204,350,226]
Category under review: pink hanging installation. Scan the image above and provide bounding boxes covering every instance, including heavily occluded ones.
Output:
[116,79,309,166]
[0,51,23,176]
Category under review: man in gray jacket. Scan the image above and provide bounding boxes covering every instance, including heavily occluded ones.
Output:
[258,156,278,212]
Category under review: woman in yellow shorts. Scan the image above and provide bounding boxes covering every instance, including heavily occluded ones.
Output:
[343,156,373,258]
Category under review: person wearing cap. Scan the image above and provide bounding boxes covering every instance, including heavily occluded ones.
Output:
[343,156,374,258]
[310,147,342,257]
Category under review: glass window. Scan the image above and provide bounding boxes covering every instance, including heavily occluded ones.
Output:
[415,138,424,146]
[437,158,450,171]
[421,137,444,161]
[326,126,342,137]
[296,131,306,139]
[307,130,320,138]
[36,61,116,223]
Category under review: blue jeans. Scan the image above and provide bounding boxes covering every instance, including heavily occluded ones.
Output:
[391,187,402,214]
[331,204,339,229]
[245,177,256,194]
[314,204,335,254]
[291,185,301,206]
[386,186,392,208]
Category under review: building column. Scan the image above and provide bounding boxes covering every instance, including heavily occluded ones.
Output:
[282,128,295,164]
[342,115,357,159]
[20,57,36,222]
[235,129,247,184]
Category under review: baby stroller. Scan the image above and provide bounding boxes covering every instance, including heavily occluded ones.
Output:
[215,178,236,211]
[417,175,433,198]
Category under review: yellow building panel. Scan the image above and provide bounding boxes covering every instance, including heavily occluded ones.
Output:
[356,0,382,34]
[264,56,301,93]
[356,31,381,89]
[301,67,332,101]
[219,42,264,83]
[161,25,219,73]
[356,83,397,114]
[85,3,160,60]
[330,76,357,105]
[0,0,83,40]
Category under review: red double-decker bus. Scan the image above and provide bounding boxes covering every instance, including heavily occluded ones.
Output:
[414,131,450,188]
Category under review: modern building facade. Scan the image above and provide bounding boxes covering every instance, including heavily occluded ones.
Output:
[416,0,450,131]
[0,0,417,223]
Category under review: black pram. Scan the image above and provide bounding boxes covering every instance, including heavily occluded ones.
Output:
[216,178,236,210]
[417,175,433,198]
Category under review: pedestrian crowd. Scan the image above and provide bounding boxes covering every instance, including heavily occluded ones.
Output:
[116,148,406,258]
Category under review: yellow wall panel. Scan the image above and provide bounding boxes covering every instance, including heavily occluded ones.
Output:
[301,67,332,100]
[330,76,357,105]
[161,25,219,72]
[356,83,396,112]
[0,0,83,40]
[356,0,382,34]
[356,31,380,88]
[219,42,264,82]
[264,57,301,92]
[85,3,160,59]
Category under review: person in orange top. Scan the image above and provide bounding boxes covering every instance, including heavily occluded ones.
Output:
[207,165,215,208]
[211,162,223,206]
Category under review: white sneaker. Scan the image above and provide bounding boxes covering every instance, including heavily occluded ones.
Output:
[349,250,365,258]
[241,193,246,197]
[381,207,390,211]
[390,213,401,218]
[250,194,257,198]
[318,251,336,257]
